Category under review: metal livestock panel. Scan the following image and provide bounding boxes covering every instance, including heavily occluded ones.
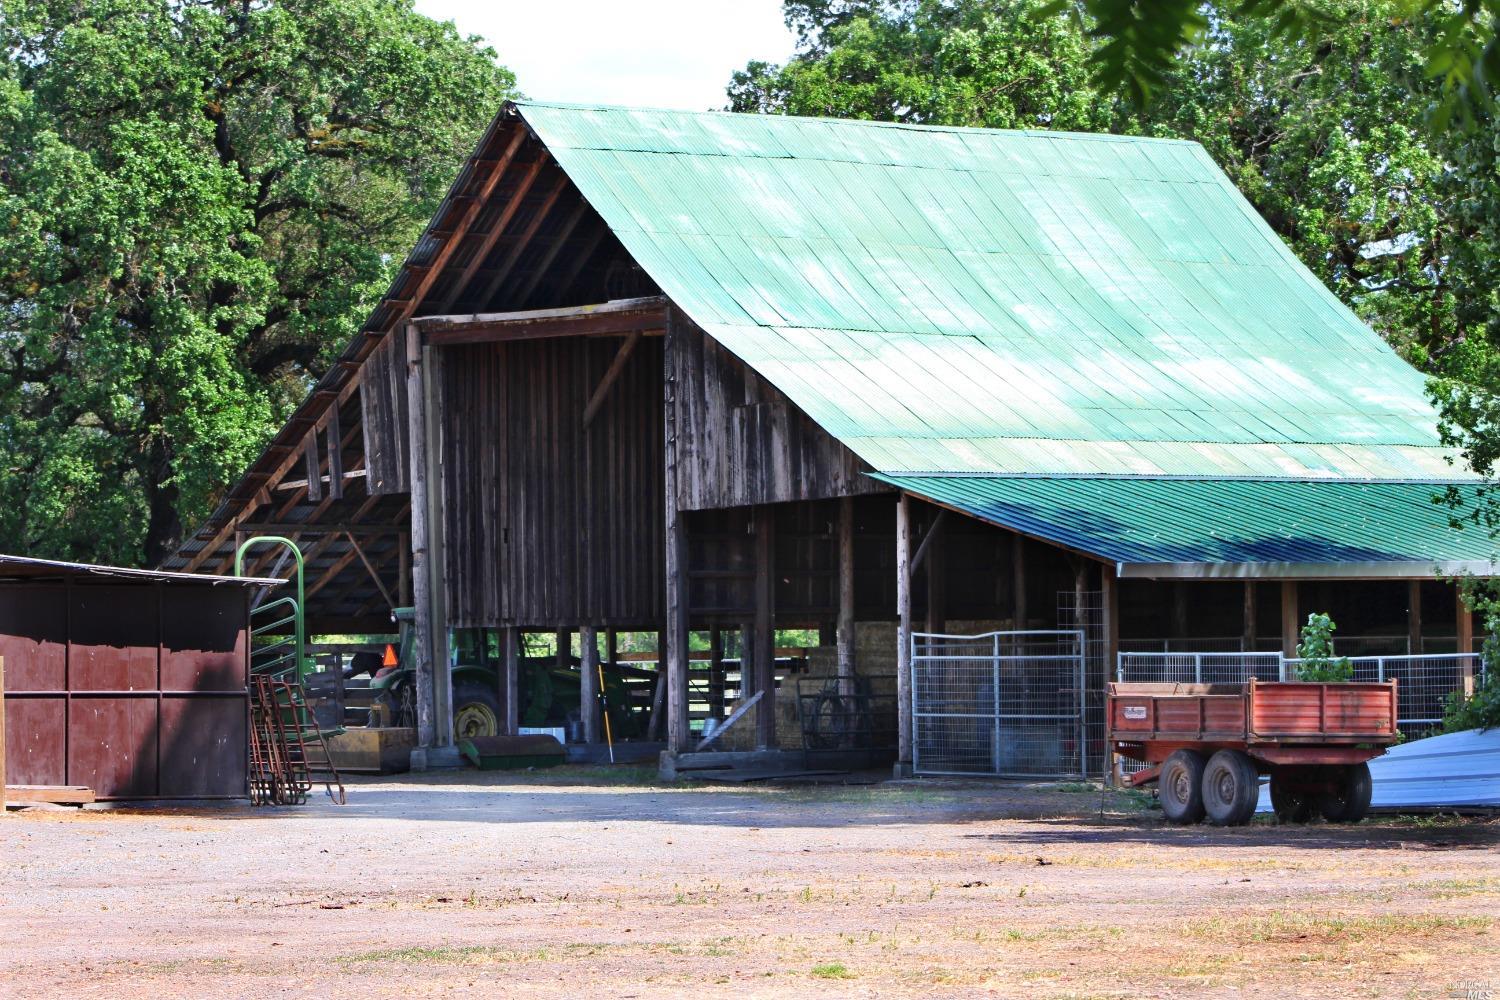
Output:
[0,580,251,799]
[911,630,1086,778]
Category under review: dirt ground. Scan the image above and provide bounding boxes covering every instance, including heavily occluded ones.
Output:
[1,768,1496,999]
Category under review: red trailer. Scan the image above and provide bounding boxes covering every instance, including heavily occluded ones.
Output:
[1108,679,1399,826]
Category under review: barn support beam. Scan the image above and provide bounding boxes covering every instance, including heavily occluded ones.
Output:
[1458,588,1476,695]
[1407,580,1423,655]
[502,626,520,736]
[404,323,438,758]
[1242,581,1257,650]
[895,492,913,776]
[753,505,776,749]
[1101,564,1120,783]
[836,495,856,698]
[663,308,691,759]
[580,625,600,745]
[1280,581,1300,658]
[1012,534,1028,629]
[924,509,946,635]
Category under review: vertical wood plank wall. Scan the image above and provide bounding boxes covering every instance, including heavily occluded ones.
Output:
[669,315,884,511]
[435,335,665,627]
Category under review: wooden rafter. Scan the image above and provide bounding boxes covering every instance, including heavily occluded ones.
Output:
[551,223,609,302]
[470,175,572,307]
[183,371,365,572]
[511,198,591,305]
[434,144,549,313]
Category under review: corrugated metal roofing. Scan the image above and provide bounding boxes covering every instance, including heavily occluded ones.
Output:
[874,475,1498,576]
[517,102,1471,482]
[1259,728,1500,812]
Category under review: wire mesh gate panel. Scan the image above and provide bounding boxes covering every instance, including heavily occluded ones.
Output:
[911,630,1086,778]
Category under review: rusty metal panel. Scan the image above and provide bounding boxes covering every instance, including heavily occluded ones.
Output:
[3,697,65,786]
[0,584,66,690]
[67,696,158,798]
[161,587,247,691]
[69,586,158,691]
[159,697,246,798]
[0,576,251,800]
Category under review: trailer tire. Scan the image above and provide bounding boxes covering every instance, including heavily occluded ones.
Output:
[1159,750,1206,824]
[1270,770,1315,823]
[1317,763,1372,823]
[1203,750,1259,826]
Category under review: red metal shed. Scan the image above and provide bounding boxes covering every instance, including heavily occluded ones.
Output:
[0,556,281,800]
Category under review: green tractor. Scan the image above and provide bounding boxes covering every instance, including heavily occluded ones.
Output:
[367,610,651,741]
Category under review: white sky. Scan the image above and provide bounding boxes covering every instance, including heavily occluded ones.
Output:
[412,0,798,111]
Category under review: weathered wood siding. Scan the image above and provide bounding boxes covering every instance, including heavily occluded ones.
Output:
[361,331,410,495]
[670,313,887,511]
[437,335,664,627]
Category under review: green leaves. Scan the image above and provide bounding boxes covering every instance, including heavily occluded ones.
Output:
[1294,613,1354,681]
[0,0,516,565]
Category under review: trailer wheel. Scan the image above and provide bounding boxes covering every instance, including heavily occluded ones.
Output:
[1159,750,1206,824]
[1317,763,1372,823]
[1269,770,1315,823]
[1203,750,1259,826]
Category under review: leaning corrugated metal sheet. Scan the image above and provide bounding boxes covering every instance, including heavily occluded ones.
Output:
[1258,729,1500,813]
[1367,729,1500,810]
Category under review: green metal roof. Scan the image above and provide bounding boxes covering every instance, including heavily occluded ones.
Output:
[876,475,1498,578]
[517,102,1469,482]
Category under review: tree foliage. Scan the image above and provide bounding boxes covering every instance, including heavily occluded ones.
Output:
[0,0,514,565]
[1064,0,1499,125]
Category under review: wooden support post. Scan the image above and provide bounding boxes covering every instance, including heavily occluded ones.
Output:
[1242,582,1257,651]
[739,622,755,700]
[398,531,412,607]
[1281,581,1300,658]
[1458,587,1476,695]
[303,431,321,503]
[895,493,913,773]
[606,629,618,667]
[1101,566,1120,783]
[325,403,343,501]
[647,629,668,742]
[924,510,946,635]
[837,495,856,698]
[502,627,520,736]
[1012,534,1027,629]
[1408,580,1423,656]
[663,306,690,755]
[580,625,600,745]
[1,655,7,815]
[1171,582,1189,641]
[753,505,776,749]
[403,322,437,751]
[708,627,725,720]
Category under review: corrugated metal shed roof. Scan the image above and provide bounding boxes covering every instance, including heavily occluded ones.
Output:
[874,475,1498,577]
[517,102,1469,482]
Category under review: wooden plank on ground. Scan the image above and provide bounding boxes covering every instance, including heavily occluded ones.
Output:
[5,786,96,805]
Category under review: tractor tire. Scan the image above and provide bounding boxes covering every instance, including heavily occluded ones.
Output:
[1203,750,1260,827]
[1269,768,1316,823]
[1317,763,1373,823]
[1159,749,1206,825]
[453,681,501,741]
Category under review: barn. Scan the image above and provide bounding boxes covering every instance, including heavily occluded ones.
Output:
[164,102,1493,778]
